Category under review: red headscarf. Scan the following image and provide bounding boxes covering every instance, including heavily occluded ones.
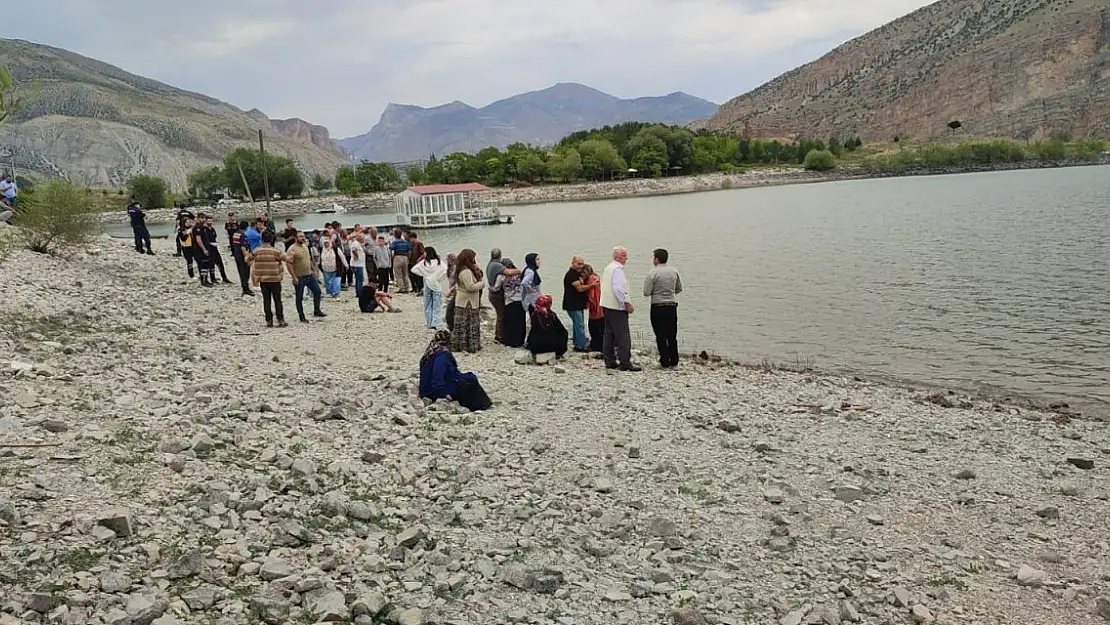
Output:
[534,294,553,317]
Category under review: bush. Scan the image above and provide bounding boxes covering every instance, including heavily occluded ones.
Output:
[803,149,837,171]
[16,180,100,254]
[127,175,168,208]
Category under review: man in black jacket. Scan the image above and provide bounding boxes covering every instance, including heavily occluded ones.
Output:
[229,219,255,296]
[127,201,154,255]
[202,214,233,285]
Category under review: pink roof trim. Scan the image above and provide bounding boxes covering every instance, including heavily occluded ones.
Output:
[407,183,488,195]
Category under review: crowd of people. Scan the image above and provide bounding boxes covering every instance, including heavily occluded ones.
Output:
[139,206,683,412]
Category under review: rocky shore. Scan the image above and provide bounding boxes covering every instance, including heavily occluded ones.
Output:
[2,238,1109,625]
[95,157,1110,226]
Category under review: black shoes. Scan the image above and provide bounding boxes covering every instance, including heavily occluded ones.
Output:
[242,290,256,297]
[277,320,288,328]
[606,362,643,372]
[222,279,233,284]
[313,311,327,318]
[299,316,310,323]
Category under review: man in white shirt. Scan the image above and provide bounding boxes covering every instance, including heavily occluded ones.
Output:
[0,174,17,209]
[599,246,642,372]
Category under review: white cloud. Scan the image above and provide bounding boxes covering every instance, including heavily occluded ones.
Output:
[3,0,938,137]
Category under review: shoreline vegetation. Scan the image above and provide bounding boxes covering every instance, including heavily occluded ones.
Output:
[1,237,1106,625]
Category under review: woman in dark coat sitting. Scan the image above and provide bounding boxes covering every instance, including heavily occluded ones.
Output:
[418,330,493,412]
[525,294,568,358]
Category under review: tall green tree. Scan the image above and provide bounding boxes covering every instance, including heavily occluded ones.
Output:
[186,166,226,198]
[354,161,402,192]
[577,139,626,180]
[310,173,331,192]
[127,175,168,208]
[335,166,360,195]
[222,148,304,199]
[0,67,34,126]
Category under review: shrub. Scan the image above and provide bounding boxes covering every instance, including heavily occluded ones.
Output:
[127,175,168,208]
[803,149,837,171]
[1031,139,1067,159]
[16,180,100,254]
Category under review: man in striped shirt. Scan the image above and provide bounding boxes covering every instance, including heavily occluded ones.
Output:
[248,230,295,327]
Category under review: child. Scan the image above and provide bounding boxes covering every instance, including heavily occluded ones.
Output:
[359,277,402,313]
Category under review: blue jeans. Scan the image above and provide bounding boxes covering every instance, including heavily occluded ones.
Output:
[568,309,588,349]
[323,271,339,296]
[424,289,444,328]
[352,266,365,296]
[295,274,323,319]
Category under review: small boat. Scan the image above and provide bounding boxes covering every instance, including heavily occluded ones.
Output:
[315,202,348,215]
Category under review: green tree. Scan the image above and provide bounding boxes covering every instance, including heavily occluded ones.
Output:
[405,165,426,186]
[803,149,837,171]
[127,175,168,208]
[354,161,402,192]
[577,139,626,180]
[335,166,360,195]
[16,180,100,254]
[947,120,963,131]
[186,166,226,198]
[0,67,35,125]
[310,173,331,192]
[222,148,304,199]
[827,137,843,157]
[424,155,447,184]
[516,153,547,182]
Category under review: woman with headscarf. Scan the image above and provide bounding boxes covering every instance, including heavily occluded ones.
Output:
[521,252,542,313]
[452,249,486,353]
[445,252,459,330]
[525,294,568,358]
[495,258,526,348]
[582,264,605,352]
[419,330,493,412]
[318,237,347,298]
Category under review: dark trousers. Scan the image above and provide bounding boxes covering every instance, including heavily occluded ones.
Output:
[195,249,214,282]
[588,317,605,352]
[503,301,526,348]
[602,308,632,368]
[489,290,506,344]
[233,254,251,293]
[650,304,679,367]
[210,249,230,282]
[260,282,284,323]
[445,295,457,330]
[376,267,391,292]
[411,272,424,294]
[295,274,323,319]
[132,226,151,253]
[182,247,195,278]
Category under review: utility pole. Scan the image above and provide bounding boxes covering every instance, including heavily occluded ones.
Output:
[258,129,271,214]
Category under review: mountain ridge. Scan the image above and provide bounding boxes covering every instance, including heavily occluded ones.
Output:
[0,38,348,189]
[339,82,718,162]
[702,0,1110,141]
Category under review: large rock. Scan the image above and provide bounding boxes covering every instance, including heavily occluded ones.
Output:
[97,509,134,537]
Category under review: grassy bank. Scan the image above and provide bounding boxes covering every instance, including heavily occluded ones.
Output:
[851,138,1107,173]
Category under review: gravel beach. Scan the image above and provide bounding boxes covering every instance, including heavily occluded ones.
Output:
[1,236,1108,625]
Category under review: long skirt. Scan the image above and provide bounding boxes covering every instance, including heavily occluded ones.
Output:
[454,377,493,412]
[452,305,482,353]
[503,301,527,348]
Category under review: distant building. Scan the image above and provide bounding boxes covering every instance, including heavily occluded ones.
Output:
[392,183,513,229]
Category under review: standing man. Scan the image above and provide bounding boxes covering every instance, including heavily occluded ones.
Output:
[203,214,233,284]
[192,212,215,287]
[230,220,255,297]
[487,248,506,344]
[389,228,412,292]
[281,218,298,250]
[224,212,238,246]
[562,255,593,352]
[288,230,327,323]
[127,201,154,255]
[349,232,367,296]
[246,219,264,252]
[643,248,683,368]
[247,230,291,327]
[408,232,426,296]
[600,246,641,372]
[373,235,392,292]
[0,173,18,209]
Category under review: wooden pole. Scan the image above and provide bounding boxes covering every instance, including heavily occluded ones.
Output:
[258,130,272,213]
[236,160,256,215]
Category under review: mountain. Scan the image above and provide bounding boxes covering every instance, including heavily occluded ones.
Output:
[0,38,348,189]
[338,83,718,162]
[702,0,1110,142]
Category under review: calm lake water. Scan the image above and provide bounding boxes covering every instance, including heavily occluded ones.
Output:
[118,166,1110,411]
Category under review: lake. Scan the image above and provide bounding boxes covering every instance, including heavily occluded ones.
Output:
[114,166,1110,411]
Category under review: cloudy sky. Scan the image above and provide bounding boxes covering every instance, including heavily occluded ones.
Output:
[5,0,937,138]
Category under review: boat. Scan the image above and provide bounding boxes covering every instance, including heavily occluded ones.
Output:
[392,183,514,229]
[315,202,348,215]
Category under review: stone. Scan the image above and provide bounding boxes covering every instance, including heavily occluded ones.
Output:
[1067,457,1095,470]
[397,608,424,625]
[1035,505,1060,519]
[834,485,864,503]
[290,458,315,476]
[352,592,390,618]
[501,566,534,589]
[191,434,215,453]
[763,487,786,504]
[627,446,641,459]
[535,352,555,365]
[25,592,54,613]
[361,451,386,464]
[603,587,633,602]
[780,610,805,625]
[97,509,134,537]
[151,617,181,625]
[866,514,885,525]
[0,498,19,527]
[158,437,189,453]
[259,557,292,581]
[1016,564,1048,587]
[650,516,678,537]
[838,601,860,622]
[40,419,69,433]
[1095,597,1110,621]
[911,605,934,623]
[396,526,426,548]
[717,420,742,433]
[594,477,614,493]
[180,587,217,610]
[99,572,132,594]
[125,592,167,624]
[533,572,564,595]
[953,469,977,480]
[305,590,347,621]
[514,351,533,365]
[670,606,707,625]
[893,587,911,608]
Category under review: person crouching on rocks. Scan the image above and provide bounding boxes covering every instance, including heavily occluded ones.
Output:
[525,294,569,360]
[358,275,402,314]
[419,330,493,412]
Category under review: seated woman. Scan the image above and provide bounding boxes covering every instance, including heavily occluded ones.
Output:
[525,294,568,358]
[419,330,493,412]
[359,277,402,313]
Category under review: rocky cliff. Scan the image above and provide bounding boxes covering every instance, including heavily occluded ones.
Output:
[339,83,718,162]
[0,39,348,189]
[703,0,1110,141]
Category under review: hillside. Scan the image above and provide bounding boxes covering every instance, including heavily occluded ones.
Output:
[339,83,718,162]
[703,0,1110,141]
[0,38,348,189]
